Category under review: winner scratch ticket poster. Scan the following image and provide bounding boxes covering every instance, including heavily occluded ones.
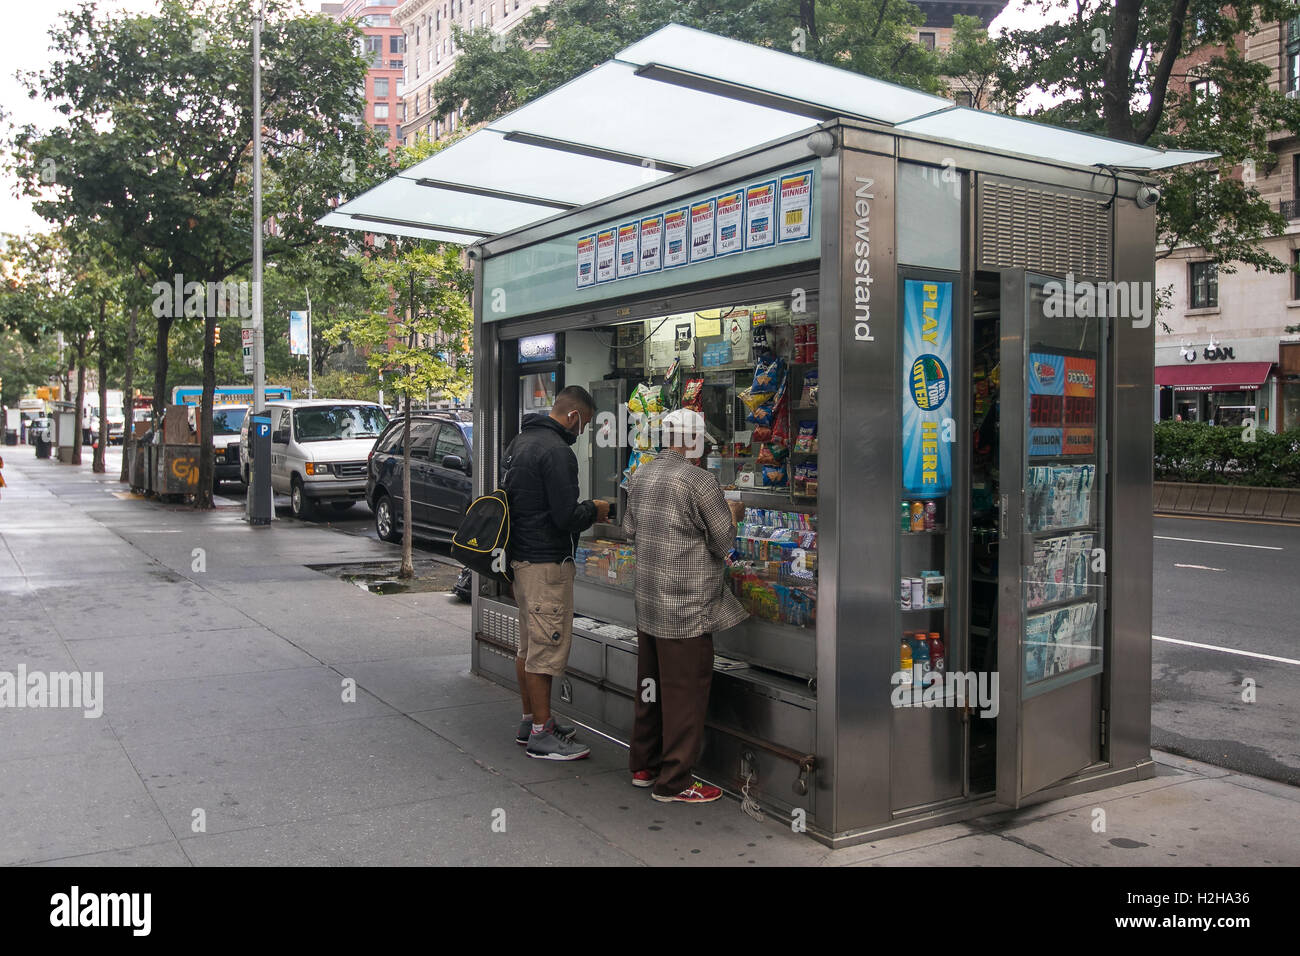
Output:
[575,235,595,288]
[616,222,639,279]
[778,170,813,243]
[715,189,743,256]
[689,198,716,263]
[663,207,688,268]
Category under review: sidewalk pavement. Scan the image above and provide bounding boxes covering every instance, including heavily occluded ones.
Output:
[2,449,1297,867]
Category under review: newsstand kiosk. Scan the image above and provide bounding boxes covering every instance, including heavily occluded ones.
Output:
[318,25,1205,847]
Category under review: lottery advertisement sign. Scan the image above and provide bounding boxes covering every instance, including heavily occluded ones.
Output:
[1063,356,1097,456]
[901,279,953,498]
[1028,351,1065,457]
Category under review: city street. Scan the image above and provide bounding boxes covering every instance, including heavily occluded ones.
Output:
[1152,515,1300,785]
[2,449,1298,868]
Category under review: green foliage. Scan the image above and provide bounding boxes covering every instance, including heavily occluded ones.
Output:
[327,242,473,402]
[432,0,955,126]
[996,0,1300,274]
[1153,420,1300,486]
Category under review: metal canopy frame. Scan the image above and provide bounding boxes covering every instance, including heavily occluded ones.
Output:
[317,23,1218,242]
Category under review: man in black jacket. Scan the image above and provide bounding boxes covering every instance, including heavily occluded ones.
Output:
[503,385,610,760]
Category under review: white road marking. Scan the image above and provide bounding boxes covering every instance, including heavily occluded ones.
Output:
[1155,535,1282,551]
[1153,635,1300,667]
[1173,563,1226,572]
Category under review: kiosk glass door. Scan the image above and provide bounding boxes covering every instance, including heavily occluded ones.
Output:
[996,269,1106,807]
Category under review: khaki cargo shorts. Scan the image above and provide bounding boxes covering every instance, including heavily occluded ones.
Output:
[512,559,576,677]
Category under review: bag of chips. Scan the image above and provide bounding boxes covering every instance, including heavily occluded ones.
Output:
[628,381,665,414]
[794,421,817,453]
[760,464,787,487]
[752,356,785,391]
[750,426,773,444]
[682,377,704,412]
[748,402,776,427]
[739,386,775,412]
[800,369,818,406]
[757,443,787,466]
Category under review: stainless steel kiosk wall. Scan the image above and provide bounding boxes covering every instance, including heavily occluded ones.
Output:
[469,118,1157,846]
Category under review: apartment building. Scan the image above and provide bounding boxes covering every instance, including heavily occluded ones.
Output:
[1154,16,1300,432]
[914,0,1009,109]
[395,0,547,146]
[324,0,407,150]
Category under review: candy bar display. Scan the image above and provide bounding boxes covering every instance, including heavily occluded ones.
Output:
[728,508,817,627]
[575,540,637,592]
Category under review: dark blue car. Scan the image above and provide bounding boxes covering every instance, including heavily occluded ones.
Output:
[366,412,474,544]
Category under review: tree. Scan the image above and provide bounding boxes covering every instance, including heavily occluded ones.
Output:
[996,0,1300,275]
[328,243,472,577]
[9,0,387,506]
[431,0,952,126]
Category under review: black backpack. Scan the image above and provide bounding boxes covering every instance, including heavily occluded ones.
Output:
[451,489,512,584]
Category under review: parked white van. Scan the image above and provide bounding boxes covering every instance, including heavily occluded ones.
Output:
[239,399,389,519]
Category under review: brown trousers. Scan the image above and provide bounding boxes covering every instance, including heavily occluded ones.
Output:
[629,630,714,797]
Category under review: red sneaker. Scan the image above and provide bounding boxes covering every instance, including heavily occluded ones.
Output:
[652,781,723,803]
[631,770,655,788]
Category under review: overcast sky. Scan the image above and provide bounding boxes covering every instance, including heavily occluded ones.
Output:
[0,0,1060,238]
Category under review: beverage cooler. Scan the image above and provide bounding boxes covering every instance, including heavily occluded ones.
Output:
[466,119,1171,847]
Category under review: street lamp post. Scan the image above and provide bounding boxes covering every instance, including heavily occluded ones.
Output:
[252,0,265,415]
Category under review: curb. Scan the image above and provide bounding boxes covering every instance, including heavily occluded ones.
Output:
[1154,481,1300,523]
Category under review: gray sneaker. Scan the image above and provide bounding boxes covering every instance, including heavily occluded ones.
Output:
[525,720,591,760]
[517,716,577,745]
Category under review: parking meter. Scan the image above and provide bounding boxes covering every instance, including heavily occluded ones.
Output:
[248,414,272,526]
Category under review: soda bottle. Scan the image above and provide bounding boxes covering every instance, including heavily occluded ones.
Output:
[928,632,945,683]
[899,637,913,686]
[913,633,931,687]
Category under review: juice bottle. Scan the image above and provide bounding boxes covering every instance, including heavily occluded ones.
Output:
[912,633,930,686]
[910,501,925,531]
[928,632,945,682]
[899,638,913,685]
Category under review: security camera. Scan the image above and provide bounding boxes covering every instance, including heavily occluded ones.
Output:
[1135,185,1161,208]
[465,246,483,261]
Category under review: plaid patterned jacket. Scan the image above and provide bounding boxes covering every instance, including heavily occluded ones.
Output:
[623,450,748,639]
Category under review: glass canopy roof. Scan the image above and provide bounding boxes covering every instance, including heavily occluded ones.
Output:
[319,23,1217,242]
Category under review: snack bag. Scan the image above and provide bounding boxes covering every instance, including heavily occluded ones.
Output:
[756,443,787,466]
[748,402,776,427]
[752,356,785,391]
[800,369,818,406]
[739,386,776,412]
[750,426,773,444]
[794,421,817,453]
[760,464,787,487]
[682,377,704,412]
[628,381,660,414]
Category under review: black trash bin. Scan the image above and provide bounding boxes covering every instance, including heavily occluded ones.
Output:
[35,438,51,459]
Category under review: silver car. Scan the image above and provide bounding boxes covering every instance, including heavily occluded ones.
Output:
[239,399,389,519]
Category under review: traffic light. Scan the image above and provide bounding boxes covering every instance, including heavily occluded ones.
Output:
[214,325,221,345]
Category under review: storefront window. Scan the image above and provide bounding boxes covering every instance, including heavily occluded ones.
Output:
[552,295,819,628]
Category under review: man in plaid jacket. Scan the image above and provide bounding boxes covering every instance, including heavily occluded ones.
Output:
[622,408,747,803]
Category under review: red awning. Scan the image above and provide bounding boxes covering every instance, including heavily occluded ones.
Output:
[1155,362,1275,392]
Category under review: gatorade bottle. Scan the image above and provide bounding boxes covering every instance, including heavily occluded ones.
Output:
[913,633,931,687]
[899,638,913,686]
[928,632,945,684]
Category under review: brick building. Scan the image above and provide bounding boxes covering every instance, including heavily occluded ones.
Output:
[1154,15,1300,431]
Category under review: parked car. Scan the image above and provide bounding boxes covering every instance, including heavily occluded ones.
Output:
[211,404,249,488]
[239,399,389,519]
[366,412,474,543]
